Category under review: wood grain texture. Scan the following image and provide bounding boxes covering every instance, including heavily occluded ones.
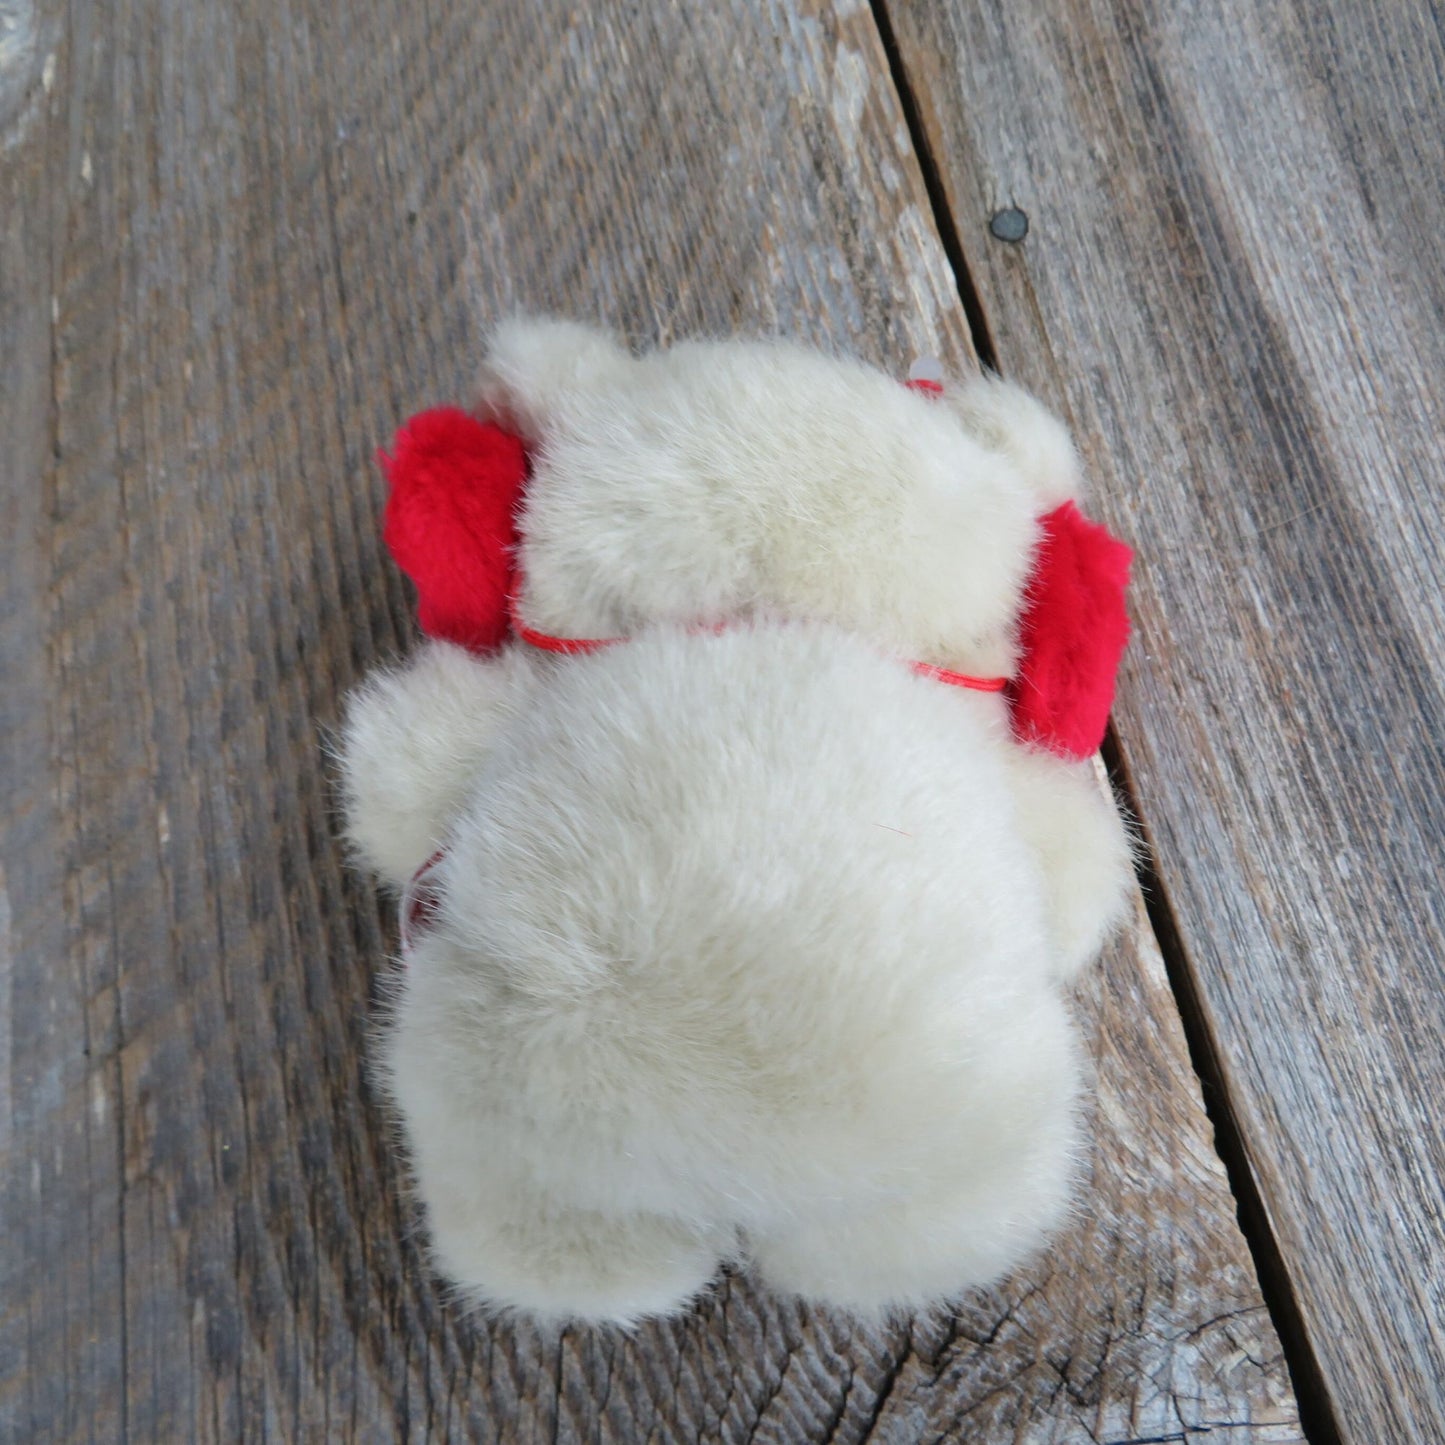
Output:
[1,0,1295,1438]
[882,0,1445,1437]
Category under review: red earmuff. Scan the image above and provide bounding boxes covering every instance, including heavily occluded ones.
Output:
[1008,501,1133,760]
[380,407,527,653]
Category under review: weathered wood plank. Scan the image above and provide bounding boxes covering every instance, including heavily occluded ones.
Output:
[1,0,1295,1438]
[883,0,1445,1437]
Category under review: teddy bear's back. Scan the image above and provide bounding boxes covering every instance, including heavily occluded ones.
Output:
[386,623,1079,1239]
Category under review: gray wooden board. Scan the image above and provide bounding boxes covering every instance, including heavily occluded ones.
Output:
[0,0,1297,1438]
[883,0,1445,1438]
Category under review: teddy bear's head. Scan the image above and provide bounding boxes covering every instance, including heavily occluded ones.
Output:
[382,319,1130,761]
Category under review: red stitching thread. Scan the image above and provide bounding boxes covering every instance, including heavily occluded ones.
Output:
[909,661,1008,693]
[509,592,1009,694]
[400,848,446,956]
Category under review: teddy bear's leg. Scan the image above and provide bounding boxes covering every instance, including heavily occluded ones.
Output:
[477,316,632,441]
[1005,746,1136,980]
[425,1187,725,1326]
[946,372,1082,509]
[749,1171,1069,1317]
[337,640,532,887]
[750,983,1081,1315]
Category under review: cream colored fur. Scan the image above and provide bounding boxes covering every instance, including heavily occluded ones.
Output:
[339,320,1133,1325]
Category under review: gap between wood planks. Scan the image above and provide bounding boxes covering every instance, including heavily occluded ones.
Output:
[865,2,1344,1441]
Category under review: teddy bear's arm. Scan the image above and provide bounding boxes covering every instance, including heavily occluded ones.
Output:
[337,641,533,887]
[1004,746,1137,980]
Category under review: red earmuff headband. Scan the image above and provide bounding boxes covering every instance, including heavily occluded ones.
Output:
[379,384,1131,761]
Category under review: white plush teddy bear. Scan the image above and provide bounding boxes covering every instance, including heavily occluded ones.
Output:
[339,318,1135,1326]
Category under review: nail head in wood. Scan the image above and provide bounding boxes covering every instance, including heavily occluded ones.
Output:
[990,206,1029,242]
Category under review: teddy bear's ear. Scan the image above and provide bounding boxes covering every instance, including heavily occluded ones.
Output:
[478,317,630,441]
[1008,502,1133,760]
[380,408,528,652]
[945,372,1083,509]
